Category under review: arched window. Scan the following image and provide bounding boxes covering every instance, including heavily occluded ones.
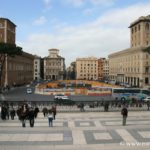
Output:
[145,23,149,30]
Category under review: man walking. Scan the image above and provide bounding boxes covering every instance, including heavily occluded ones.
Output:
[121,105,128,126]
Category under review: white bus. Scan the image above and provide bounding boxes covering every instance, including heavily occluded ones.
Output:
[112,88,150,101]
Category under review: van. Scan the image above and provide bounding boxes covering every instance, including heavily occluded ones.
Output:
[54,94,69,100]
[26,88,32,94]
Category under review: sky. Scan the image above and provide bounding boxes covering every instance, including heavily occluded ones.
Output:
[0,0,150,67]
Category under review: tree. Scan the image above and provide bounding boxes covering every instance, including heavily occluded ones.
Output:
[143,46,150,54]
[0,42,22,90]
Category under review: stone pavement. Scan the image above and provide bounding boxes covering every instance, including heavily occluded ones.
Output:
[0,111,150,150]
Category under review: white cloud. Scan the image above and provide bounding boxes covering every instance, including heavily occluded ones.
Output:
[43,0,52,5]
[62,0,85,7]
[43,0,52,12]
[33,16,47,26]
[90,0,116,6]
[19,2,150,67]
[62,0,116,7]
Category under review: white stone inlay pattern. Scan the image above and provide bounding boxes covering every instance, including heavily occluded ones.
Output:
[94,133,112,140]
[0,134,63,141]
[138,131,150,138]
[80,122,90,126]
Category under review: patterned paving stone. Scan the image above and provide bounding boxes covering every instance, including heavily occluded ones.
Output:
[83,130,123,144]
[0,130,73,145]
[128,128,150,143]
[75,121,95,127]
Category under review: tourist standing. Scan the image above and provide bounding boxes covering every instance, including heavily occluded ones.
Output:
[47,109,53,127]
[121,105,128,126]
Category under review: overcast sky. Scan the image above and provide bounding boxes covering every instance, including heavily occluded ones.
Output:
[1,0,150,67]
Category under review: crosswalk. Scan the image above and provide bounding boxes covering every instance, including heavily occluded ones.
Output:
[0,112,150,150]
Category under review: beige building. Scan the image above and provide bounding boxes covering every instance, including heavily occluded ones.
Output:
[109,15,150,88]
[76,57,98,80]
[44,49,65,80]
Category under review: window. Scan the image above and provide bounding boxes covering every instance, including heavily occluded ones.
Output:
[145,23,149,30]
[138,25,140,31]
[145,78,149,84]
[145,67,149,73]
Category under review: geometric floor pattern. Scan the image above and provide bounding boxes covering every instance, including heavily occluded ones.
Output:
[1,111,150,150]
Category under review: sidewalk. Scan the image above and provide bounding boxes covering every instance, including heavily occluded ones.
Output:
[0,111,150,150]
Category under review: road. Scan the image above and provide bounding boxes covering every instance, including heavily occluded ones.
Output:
[0,85,113,103]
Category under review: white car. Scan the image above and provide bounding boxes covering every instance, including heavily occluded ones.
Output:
[26,88,32,94]
[144,96,150,102]
[54,94,69,100]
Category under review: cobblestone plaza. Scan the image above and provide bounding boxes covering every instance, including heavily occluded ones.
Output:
[0,111,150,150]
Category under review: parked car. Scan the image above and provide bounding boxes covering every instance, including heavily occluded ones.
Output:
[144,96,150,102]
[26,88,32,94]
[54,94,69,100]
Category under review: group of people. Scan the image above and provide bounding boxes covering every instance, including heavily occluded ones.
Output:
[1,102,128,126]
[0,103,40,127]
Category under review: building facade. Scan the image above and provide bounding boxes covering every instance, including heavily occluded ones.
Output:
[4,52,34,86]
[109,15,150,88]
[103,59,109,81]
[0,18,16,44]
[98,58,105,81]
[76,57,98,80]
[44,49,65,80]
[0,18,34,87]
[34,55,41,81]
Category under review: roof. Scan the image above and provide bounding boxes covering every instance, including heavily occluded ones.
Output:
[129,15,150,28]
[0,17,16,27]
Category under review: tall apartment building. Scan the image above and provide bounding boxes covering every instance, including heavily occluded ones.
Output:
[34,55,41,81]
[76,57,98,80]
[103,59,109,81]
[0,18,16,44]
[0,18,34,87]
[44,49,65,80]
[98,58,105,81]
[109,15,150,88]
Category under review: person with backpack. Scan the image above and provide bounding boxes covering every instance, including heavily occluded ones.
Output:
[121,105,128,126]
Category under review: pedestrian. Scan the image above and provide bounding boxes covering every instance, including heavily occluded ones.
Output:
[121,105,128,126]
[34,106,39,118]
[52,105,57,120]
[42,107,48,117]
[47,109,53,127]
[20,104,29,127]
[28,107,35,127]
[10,107,16,120]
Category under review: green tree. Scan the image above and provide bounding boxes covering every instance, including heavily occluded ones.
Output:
[143,46,150,54]
[0,42,22,90]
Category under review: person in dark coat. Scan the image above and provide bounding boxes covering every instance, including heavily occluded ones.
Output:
[34,107,39,118]
[10,108,16,120]
[121,105,128,126]
[1,105,7,120]
[42,107,48,117]
[52,105,57,120]
[20,104,29,127]
[28,107,35,127]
